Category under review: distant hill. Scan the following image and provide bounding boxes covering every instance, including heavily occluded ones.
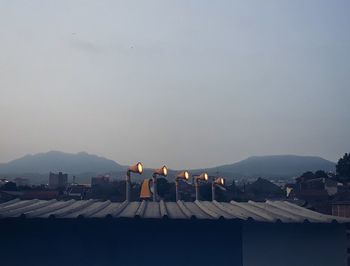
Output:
[0,151,125,176]
[0,152,336,183]
[199,155,336,179]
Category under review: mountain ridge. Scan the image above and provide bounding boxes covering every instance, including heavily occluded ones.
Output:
[201,154,335,178]
[0,151,336,182]
[0,150,126,175]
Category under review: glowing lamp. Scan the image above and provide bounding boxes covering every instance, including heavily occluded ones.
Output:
[175,171,190,201]
[212,177,226,201]
[154,165,168,177]
[177,171,190,181]
[128,162,143,174]
[197,172,209,182]
[214,177,225,186]
[125,162,143,201]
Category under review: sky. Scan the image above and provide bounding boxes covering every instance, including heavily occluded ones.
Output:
[0,0,349,169]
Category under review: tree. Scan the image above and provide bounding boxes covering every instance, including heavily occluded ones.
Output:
[336,153,350,179]
[1,182,17,191]
[314,170,328,179]
[299,171,315,181]
[157,178,175,201]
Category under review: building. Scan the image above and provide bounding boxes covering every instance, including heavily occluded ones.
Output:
[91,175,111,187]
[324,178,339,195]
[13,177,30,187]
[66,184,90,199]
[49,172,68,189]
[20,191,59,200]
[297,177,338,196]
[332,202,350,218]
[0,199,348,266]
[0,178,9,187]
[287,176,344,215]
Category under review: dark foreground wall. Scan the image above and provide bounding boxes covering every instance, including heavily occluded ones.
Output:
[0,218,243,266]
[0,218,347,266]
[242,223,347,266]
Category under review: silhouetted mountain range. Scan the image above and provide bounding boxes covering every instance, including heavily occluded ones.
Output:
[0,151,336,183]
[200,155,336,179]
[0,151,125,174]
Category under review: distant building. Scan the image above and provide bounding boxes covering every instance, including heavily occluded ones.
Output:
[66,184,90,199]
[0,178,9,187]
[297,178,338,196]
[324,179,338,196]
[20,191,59,200]
[13,177,30,187]
[91,175,111,187]
[289,176,345,215]
[332,202,350,218]
[49,172,68,189]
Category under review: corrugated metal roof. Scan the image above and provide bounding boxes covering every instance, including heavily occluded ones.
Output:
[0,199,348,223]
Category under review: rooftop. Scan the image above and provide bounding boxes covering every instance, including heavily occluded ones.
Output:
[0,199,348,223]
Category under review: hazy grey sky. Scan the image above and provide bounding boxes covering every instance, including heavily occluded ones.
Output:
[0,0,349,169]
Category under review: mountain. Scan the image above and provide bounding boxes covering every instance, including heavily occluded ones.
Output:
[0,151,125,175]
[200,155,336,179]
[0,152,336,183]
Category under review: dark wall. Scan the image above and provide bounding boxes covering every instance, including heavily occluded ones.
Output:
[242,223,347,266]
[0,218,243,266]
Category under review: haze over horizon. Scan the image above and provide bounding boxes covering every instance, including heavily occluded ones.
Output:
[0,150,337,169]
[1,1,349,169]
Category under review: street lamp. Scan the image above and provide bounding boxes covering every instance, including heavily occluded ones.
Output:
[175,171,190,201]
[126,162,143,201]
[152,165,168,202]
[212,177,225,201]
[193,173,209,201]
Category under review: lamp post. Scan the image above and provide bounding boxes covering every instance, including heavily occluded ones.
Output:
[193,173,209,201]
[212,177,225,201]
[126,162,143,202]
[175,171,190,201]
[152,165,168,202]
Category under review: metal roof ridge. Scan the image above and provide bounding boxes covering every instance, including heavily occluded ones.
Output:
[135,200,147,218]
[194,200,221,219]
[27,199,76,218]
[248,201,297,223]
[230,201,276,222]
[1,199,348,223]
[212,201,243,219]
[0,199,40,214]
[52,199,96,218]
[280,201,349,223]
[2,199,57,218]
[176,200,193,219]
[81,200,112,218]
[265,200,323,223]
[112,200,129,218]
[159,200,168,218]
[282,201,334,221]
[0,198,20,207]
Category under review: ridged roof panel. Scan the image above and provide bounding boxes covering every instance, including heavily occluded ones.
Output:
[165,202,187,219]
[93,202,122,218]
[0,199,348,223]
